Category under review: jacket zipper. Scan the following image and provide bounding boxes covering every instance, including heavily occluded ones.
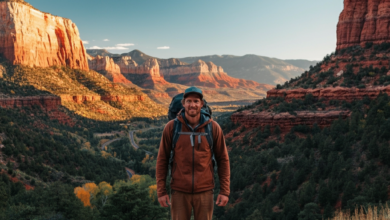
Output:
[192,143,194,193]
[182,117,201,194]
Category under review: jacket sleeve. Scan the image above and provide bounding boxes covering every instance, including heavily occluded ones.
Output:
[212,121,230,197]
[156,121,174,198]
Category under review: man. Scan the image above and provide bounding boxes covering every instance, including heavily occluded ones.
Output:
[156,86,230,220]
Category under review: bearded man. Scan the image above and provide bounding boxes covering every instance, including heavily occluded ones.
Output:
[156,86,230,220]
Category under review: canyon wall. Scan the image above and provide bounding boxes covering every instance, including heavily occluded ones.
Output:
[337,0,390,50]
[0,1,89,70]
[60,94,145,103]
[0,95,73,125]
[116,58,169,88]
[0,95,61,110]
[231,110,351,132]
[267,86,390,101]
[88,56,131,84]
[160,60,262,88]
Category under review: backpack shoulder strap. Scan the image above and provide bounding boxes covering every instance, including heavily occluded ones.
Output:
[169,118,182,167]
[205,122,217,169]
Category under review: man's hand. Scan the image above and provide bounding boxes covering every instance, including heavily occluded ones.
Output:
[158,195,171,207]
[216,194,229,207]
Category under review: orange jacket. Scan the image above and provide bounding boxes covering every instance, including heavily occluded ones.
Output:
[156,114,230,198]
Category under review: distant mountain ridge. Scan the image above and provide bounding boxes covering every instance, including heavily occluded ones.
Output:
[86,49,318,85]
[179,55,319,85]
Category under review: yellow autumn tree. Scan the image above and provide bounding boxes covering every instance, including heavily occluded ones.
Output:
[84,182,98,199]
[148,184,157,201]
[142,154,150,164]
[74,187,91,207]
[101,151,112,159]
[130,174,142,184]
[97,181,113,207]
[98,181,113,196]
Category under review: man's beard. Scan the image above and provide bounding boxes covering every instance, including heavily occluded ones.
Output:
[185,107,201,117]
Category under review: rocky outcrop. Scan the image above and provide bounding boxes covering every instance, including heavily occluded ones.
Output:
[267,86,390,102]
[158,58,187,68]
[59,94,101,104]
[160,60,262,88]
[0,95,61,110]
[88,56,131,84]
[0,1,89,70]
[231,110,351,132]
[337,0,390,50]
[114,56,138,74]
[117,58,169,88]
[0,95,74,125]
[101,95,145,102]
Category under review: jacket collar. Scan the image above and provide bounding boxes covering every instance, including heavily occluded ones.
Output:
[177,109,212,131]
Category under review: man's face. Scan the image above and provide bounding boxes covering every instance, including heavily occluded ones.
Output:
[183,94,203,117]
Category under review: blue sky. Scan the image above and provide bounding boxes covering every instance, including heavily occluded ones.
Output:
[27,0,343,60]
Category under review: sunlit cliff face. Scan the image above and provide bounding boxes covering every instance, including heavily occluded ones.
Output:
[0,1,89,70]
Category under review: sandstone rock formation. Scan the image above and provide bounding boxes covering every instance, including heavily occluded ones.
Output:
[267,86,390,102]
[116,58,169,88]
[0,95,73,125]
[114,56,138,73]
[0,95,60,110]
[158,58,187,68]
[60,94,145,103]
[160,60,263,88]
[88,56,131,84]
[231,110,351,132]
[0,1,89,70]
[59,94,102,104]
[101,95,145,102]
[337,0,390,50]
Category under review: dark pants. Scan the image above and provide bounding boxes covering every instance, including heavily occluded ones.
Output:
[170,189,214,220]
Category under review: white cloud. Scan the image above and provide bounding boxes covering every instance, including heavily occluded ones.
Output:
[116,43,134,47]
[88,46,102,49]
[157,46,170,49]
[103,39,110,41]
[82,41,89,44]
[87,46,130,50]
[103,46,129,50]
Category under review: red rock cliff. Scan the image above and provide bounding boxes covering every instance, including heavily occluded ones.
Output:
[231,110,351,132]
[116,58,169,88]
[160,60,263,89]
[267,86,390,101]
[0,1,89,70]
[88,56,132,84]
[337,0,390,50]
[0,95,74,125]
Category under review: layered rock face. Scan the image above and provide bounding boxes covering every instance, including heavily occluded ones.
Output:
[114,56,138,73]
[116,58,169,88]
[88,56,131,84]
[158,58,187,68]
[337,0,390,50]
[231,110,351,132]
[0,1,89,70]
[267,86,390,101]
[60,94,145,103]
[0,95,61,110]
[160,60,262,88]
[0,95,73,125]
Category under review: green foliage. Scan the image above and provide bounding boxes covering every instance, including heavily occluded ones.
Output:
[215,94,390,220]
[100,183,167,220]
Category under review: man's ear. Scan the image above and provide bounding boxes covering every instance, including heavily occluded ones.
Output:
[181,98,185,106]
[201,99,205,107]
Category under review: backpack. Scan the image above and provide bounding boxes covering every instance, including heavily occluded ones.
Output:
[167,93,216,176]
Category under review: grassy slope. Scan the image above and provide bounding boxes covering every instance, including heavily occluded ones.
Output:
[0,61,166,120]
